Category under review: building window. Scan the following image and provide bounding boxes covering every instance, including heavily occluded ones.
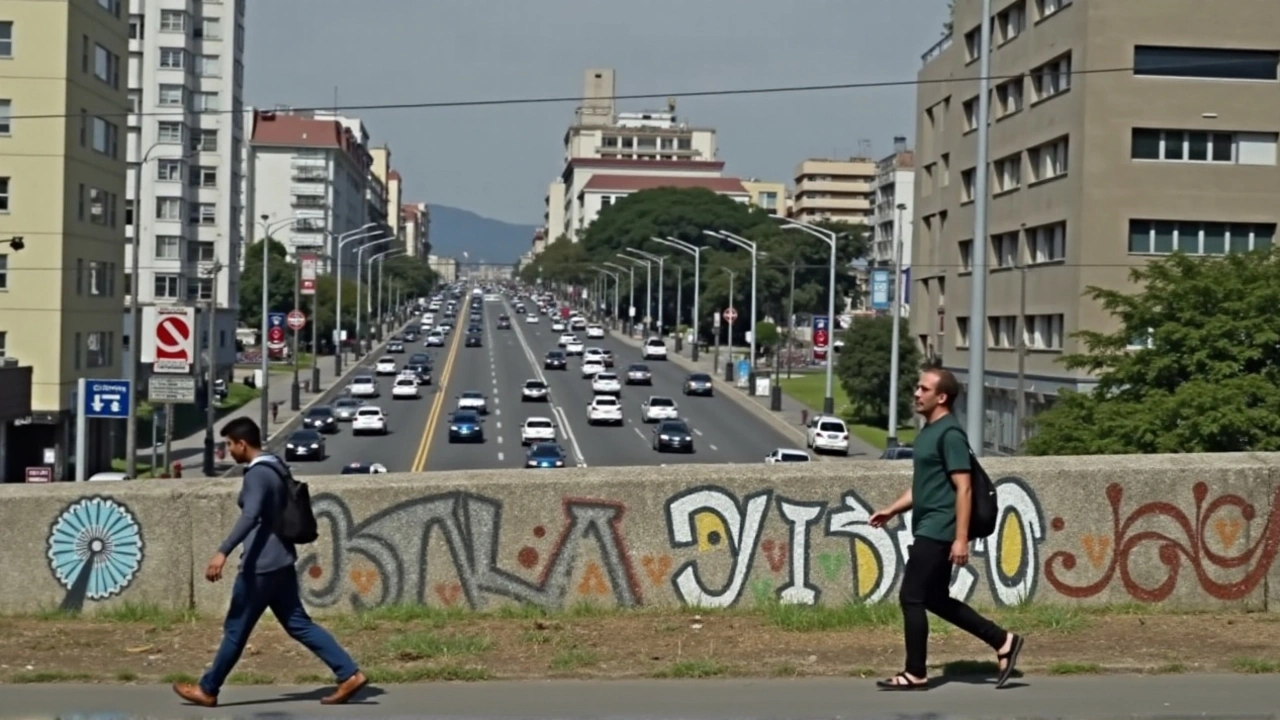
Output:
[159,47,186,69]
[195,203,217,225]
[193,129,217,152]
[0,21,11,58]
[964,26,982,63]
[991,232,1018,268]
[86,187,110,224]
[960,168,975,202]
[0,99,9,135]
[156,159,182,181]
[993,153,1021,193]
[154,274,180,298]
[187,278,214,301]
[193,92,218,112]
[193,167,217,188]
[1134,46,1280,82]
[198,17,222,39]
[157,121,184,143]
[995,78,1023,118]
[1035,0,1071,20]
[93,44,120,88]
[90,116,119,158]
[155,235,181,260]
[97,0,122,17]
[188,241,216,262]
[1027,135,1069,182]
[1030,53,1071,102]
[0,254,7,290]
[1129,220,1275,256]
[1131,128,1277,166]
[198,54,220,76]
[159,10,187,32]
[958,239,973,272]
[957,317,970,348]
[87,261,106,296]
[996,1,1025,44]
[1028,221,1066,263]
[962,96,978,132]
[158,84,185,106]
[85,331,110,368]
[1024,314,1064,350]
[988,315,1017,349]
[129,14,143,39]
[156,197,182,221]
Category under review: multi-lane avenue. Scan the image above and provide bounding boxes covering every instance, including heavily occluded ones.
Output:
[288,294,797,475]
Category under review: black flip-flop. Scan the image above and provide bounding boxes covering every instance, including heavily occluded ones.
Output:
[995,634,1025,688]
[876,672,929,691]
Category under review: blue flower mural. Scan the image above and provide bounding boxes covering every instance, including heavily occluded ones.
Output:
[47,497,144,609]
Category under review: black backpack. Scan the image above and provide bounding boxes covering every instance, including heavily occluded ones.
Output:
[257,459,319,545]
[937,427,998,539]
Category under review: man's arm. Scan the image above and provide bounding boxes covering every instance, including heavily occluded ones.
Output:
[886,488,914,515]
[952,472,972,542]
[217,470,267,555]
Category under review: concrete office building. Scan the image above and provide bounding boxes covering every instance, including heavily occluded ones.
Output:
[909,0,1280,454]
[742,180,787,216]
[0,0,130,481]
[871,138,915,313]
[123,0,245,375]
[791,158,877,225]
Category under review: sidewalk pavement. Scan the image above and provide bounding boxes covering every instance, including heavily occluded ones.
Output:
[608,327,880,459]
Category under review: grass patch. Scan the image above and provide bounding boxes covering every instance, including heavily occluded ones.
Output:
[364,665,491,683]
[1047,662,1104,675]
[994,604,1092,634]
[294,672,331,684]
[1230,657,1280,674]
[385,631,493,661]
[651,659,731,679]
[227,671,275,685]
[114,669,138,682]
[98,602,199,629]
[769,661,801,677]
[550,645,598,672]
[777,374,916,449]
[521,630,554,645]
[10,670,95,683]
[1154,662,1188,674]
[160,672,198,684]
[762,601,901,632]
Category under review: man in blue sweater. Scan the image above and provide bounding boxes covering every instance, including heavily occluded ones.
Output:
[172,418,366,707]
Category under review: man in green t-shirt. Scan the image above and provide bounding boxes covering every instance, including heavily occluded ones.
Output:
[870,367,1024,691]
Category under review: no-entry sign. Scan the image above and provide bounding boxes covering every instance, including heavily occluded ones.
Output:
[287,310,306,330]
[151,306,195,373]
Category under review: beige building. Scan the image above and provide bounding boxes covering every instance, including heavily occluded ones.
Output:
[427,254,458,283]
[742,180,786,216]
[0,0,130,480]
[400,202,429,257]
[910,0,1280,454]
[791,158,876,224]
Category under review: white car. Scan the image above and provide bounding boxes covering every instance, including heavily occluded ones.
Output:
[526,314,540,324]
[392,377,420,399]
[425,331,444,346]
[591,372,622,395]
[565,338,585,355]
[457,390,489,414]
[641,396,679,423]
[521,379,550,402]
[766,448,813,464]
[806,415,851,456]
[586,325,605,339]
[581,359,605,377]
[642,338,668,360]
[397,369,420,385]
[586,396,624,425]
[352,406,389,435]
[374,357,398,375]
[520,417,557,445]
[570,317,587,331]
[558,333,576,347]
[347,376,379,398]
[551,320,566,332]
[583,347,605,364]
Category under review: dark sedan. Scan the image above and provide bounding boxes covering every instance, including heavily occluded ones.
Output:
[544,350,567,370]
[498,315,512,329]
[387,341,405,353]
[465,334,483,348]
[683,373,715,397]
[302,406,339,433]
[652,420,695,453]
[525,442,568,468]
[448,410,485,443]
[284,429,326,461]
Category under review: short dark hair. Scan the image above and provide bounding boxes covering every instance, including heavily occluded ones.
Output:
[221,417,263,448]
[926,367,961,409]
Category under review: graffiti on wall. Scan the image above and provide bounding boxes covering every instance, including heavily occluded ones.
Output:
[46,496,145,613]
[665,477,1046,609]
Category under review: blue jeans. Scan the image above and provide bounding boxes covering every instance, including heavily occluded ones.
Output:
[200,566,359,696]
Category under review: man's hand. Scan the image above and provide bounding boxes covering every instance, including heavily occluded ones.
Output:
[950,539,969,566]
[205,552,227,582]
[869,509,897,528]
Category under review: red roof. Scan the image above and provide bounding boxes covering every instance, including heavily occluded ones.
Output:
[580,175,748,194]
[251,111,369,168]
[388,170,402,181]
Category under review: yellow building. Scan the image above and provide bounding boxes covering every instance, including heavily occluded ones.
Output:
[791,158,877,224]
[0,0,129,481]
[741,180,786,216]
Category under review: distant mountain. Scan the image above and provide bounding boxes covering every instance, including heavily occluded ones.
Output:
[428,205,538,266]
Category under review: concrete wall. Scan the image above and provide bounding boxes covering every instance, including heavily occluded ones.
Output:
[8,453,1280,616]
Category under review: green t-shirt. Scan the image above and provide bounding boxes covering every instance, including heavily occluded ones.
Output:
[910,413,972,542]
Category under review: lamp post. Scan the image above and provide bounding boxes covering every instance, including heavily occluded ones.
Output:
[625,247,665,337]
[720,267,738,377]
[256,215,294,434]
[372,248,406,337]
[652,236,705,360]
[777,217,840,415]
[707,230,759,382]
[332,224,381,375]
[887,202,908,448]
[354,237,392,356]
[616,254,649,338]
[967,0,997,455]
[604,261,633,333]
[593,267,620,326]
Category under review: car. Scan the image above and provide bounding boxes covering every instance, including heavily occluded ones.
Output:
[544,350,567,370]
[652,419,695,453]
[558,333,575,348]
[340,462,389,474]
[766,448,813,463]
[591,372,622,396]
[352,406,390,435]
[583,347,605,363]
[514,304,526,314]
[284,429,326,461]
[581,358,605,377]
[640,396,679,423]
[683,373,715,396]
[408,352,432,368]
[525,442,568,468]
[448,410,484,442]
[570,317,587,331]
[404,331,418,342]
[348,376,379,398]
[806,415,851,456]
[599,349,615,368]
[498,315,512,329]
[425,331,445,347]
[521,379,550,402]
[642,338,668,360]
[332,397,364,420]
[551,320,566,332]
[457,390,489,414]
[392,377,421,399]
[438,322,453,334]
[565,337,585,355]
[880,446,915,460]
[586,324,605,339]
[526,313,540,324]
[374,357,399,375]
[586,395,624,425]
[623,364,652,386]
[387,341,405,354]
[397,368,420,384]
[302,406,339,433]
[520,417,557,445]
[466,334,483,348]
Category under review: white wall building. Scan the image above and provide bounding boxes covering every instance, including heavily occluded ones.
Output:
[872,137,915,314]
[124,0,246,370]
[577,175,749,230]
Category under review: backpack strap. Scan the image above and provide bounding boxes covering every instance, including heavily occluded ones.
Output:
[936,426,971,476]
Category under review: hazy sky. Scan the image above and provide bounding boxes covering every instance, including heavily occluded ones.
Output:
[244,0,951,225]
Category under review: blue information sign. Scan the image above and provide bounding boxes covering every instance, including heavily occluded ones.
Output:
[82,379,131,418]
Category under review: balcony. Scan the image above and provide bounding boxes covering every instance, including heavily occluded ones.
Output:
[292,170,328,183]
[293,220,326,233]
[291,196,326,209]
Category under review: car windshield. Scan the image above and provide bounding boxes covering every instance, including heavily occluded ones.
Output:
[379,357,395,363]
[690,374,712,382]
[356,408,381,417]
[649,397,674,407]
[525,381,547,389]
[659,422,690,434]
[353,376,374,384]
[334,399,358,407]
[819,421,845,432]
[410,354,428,363]
[526,419,553,429]
[395,379,415,386]
[453,412,479,423]
[646,339,664,346]
[462,391,483,399]
[548,351,564,358]
[596,373,617,381]
[594,397,618,406]
[530,444,561,458]
[290,430,322,442]
[780,453,810,462]
[630,365,650,372]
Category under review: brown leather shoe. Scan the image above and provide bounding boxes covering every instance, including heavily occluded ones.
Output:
[320,670,368,705]
[172,682,217,707]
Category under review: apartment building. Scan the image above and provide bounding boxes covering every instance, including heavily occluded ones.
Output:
[400,202,429,257]
[0,0,129,481]
[910,0,1280,454]
[248,110,379,272]
[428,254,458,283]
[871,138,915,313]
[123,0,245,374]
[368,145,397,240]
[791,158,876,225]
[742,180,787,215]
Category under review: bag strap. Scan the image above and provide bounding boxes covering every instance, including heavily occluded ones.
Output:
[251,455,297,491]
[936,425,976,477]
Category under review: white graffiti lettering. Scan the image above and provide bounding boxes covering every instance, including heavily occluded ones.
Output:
[666,487,771,608]
[776,498,825,605]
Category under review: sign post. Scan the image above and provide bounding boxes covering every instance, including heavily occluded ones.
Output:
[299,253,318,295]
[267,312,287,353]
[76,378,131,482]
[287,310,306,331]
[812,315,830,363]
[871,269,891,312]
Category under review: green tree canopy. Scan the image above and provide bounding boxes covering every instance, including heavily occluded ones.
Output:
[238,238,296,327]
[1026,249,1280,455]
[835,315,920,426]
[383,255,438,298]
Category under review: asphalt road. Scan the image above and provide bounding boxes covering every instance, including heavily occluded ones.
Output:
[421,296,796,471]
[5,675,1280,718]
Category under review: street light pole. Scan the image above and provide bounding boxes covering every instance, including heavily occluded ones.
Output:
[721,267,737,376]
[354,237,392,357]
[708,231,759,382]
[616,254,649,338]
[652,236,704,361]
[887,202,908,448]
[967,0,996,455]
[778,217,840,416]
[371,248,406,337]
[626,248,665,338]
[257,215,293,435]
[331,224,380,376]
[604,261,633,333]
[202,259,223,476]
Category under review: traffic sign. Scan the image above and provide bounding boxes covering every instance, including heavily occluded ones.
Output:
[267,312,287,349]
[723,307,738,324]
[300,253,318,296]
[287,310,306,330]
[148,374,197,404]
[148,305,195,373]
[870,269,891,311]
[812,315,831,363]
[81,378,131,418]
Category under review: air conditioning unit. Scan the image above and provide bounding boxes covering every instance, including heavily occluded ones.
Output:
[0,357,19,368]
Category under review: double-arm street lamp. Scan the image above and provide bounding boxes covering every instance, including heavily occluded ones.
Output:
[603,261,634,333]
[651,236,704,361]
[372,248,406,339]
[354,237,393,354]
[593,267,620,327]
[705,230,759,381]
[256,215,295,434]
[333,225,384,375]
[615,254,649,338]
[624,248,665,337]
[776,217,839,415]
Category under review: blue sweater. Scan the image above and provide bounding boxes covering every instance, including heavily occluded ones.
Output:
[217,455,297,574]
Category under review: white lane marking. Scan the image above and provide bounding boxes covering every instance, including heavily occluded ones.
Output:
[633,427,646,441]
[494,408,501,416]
[496,421,502,429]
[710,444,719,451]
[694,428,703,436]
[497,435,504,444]
[498,451,504,461]
[511,303,588,467]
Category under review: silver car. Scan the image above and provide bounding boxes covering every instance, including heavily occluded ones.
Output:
[333,397,363,420]
[626,364,653,385]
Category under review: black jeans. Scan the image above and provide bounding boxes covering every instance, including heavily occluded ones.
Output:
[899,536,1007,678]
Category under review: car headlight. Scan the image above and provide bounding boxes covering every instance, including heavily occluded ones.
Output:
[527,460,538,467]
[311,443,320,449]
[285,443,295,449]
[555,460,565,467]
[450,425,460,431]
[660,435,669,440]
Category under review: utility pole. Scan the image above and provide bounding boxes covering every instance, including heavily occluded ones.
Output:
[1015,230,1028,453]
[787,260,797,379]
[886,203,907,448]
[311,258,321,394]
[202,260,223,476]
[966,0,995,455]
[291,260,301,411]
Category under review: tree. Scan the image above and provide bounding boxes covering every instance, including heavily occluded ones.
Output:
[943,0,955,34]
[519,235,592,286]
[1025,249,1280,455]
[238,238,296,327]
[835,315,921,426]
[383,255,438,298]
[754,320,780,355]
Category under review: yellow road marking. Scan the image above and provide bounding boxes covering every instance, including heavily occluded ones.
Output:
[411,303,469,472]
